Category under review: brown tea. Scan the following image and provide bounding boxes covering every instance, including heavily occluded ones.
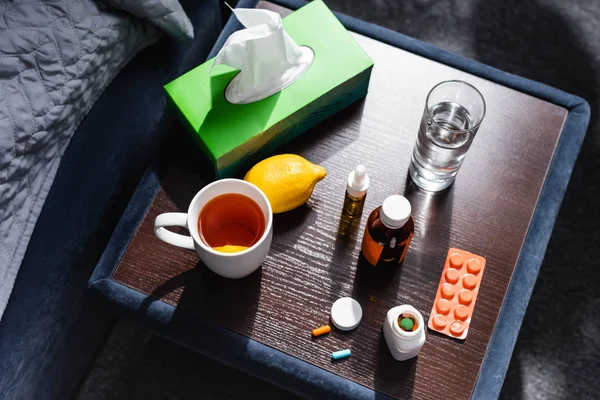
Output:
[198,193,265,251]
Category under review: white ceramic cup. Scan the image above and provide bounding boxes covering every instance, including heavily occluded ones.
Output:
[154,179,273,279]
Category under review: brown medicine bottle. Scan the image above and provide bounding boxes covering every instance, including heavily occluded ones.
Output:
[361,195,414,266]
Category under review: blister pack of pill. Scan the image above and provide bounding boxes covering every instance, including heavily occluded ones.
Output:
[428,248,486,340]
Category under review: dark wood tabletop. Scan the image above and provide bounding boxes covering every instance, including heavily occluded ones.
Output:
[112,2,568,399]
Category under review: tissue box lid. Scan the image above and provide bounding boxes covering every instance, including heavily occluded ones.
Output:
[164,0,373,163]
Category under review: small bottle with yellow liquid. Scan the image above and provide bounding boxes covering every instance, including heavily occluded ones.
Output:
[361,195,414,266]
[342,165,369,219]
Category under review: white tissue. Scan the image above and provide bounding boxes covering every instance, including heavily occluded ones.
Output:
[212,7,314,104]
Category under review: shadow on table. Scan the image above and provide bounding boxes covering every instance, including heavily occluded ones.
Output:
[374,330,417,399]
[403,175,454,269]
[138,260,263,341]
[351,254,402,303]
[327,211,363,302]
[272,203,319,250]
[275,98,366,166]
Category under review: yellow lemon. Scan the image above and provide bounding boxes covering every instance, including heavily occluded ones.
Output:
[212,245,249,253]
[244,154,327,213]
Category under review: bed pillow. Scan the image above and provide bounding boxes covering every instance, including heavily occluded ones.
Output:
[104,0,194,40]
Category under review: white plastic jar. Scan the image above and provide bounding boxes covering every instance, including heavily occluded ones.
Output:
[383,305,426,361]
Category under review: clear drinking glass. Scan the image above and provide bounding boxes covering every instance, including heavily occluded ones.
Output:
[409,80,486,191]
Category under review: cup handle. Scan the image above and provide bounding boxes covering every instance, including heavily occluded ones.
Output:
[154,213,195,250]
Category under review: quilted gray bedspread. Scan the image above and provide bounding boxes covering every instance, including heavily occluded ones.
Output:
[0,0,191,319]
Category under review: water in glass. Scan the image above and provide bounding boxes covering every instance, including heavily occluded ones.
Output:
[409,101,475,191]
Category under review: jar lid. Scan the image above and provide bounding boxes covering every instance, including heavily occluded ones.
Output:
[380,195,411,229]
[330,297,362,331]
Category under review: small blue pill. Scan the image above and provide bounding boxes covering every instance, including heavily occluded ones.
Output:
[331,349,351,360]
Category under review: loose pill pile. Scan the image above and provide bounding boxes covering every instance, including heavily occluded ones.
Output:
[310,297,362,361]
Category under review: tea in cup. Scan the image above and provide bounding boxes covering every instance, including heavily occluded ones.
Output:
[154,179,273,278]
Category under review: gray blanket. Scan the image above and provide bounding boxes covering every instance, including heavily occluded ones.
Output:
[0,0,191,320]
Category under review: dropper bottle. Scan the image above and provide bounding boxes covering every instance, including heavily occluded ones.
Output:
[342,165,369,219]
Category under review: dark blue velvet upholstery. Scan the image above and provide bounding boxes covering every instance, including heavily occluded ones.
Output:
[0,1,223,399]
[89,0,590,399]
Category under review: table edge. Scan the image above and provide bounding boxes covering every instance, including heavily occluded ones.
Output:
[89,1,591,399]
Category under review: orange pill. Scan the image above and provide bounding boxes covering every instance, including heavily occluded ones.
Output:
[463,274,477,289]
[458,289,473,305]
[312,325,331,337]
[449,253,464,269]
[432,314,447,329]
[445,268,459,284]
[449,320,465,336]
[441,283,455,299]
[454,305,469,321]
[467,259,482,274]
[436,299,451,315]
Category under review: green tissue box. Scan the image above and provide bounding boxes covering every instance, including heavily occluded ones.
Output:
[164,0,374,177]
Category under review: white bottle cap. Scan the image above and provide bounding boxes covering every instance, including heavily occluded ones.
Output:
[347,165,369,198]
[380,195,411,229]
[330,297,363,331]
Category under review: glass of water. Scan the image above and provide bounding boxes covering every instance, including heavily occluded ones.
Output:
[409,80,486,191]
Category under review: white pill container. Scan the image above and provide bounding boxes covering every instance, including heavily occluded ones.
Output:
[383,305,426,361]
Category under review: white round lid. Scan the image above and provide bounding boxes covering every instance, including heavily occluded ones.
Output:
[330,297,363,331]
[380,195,411,229]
